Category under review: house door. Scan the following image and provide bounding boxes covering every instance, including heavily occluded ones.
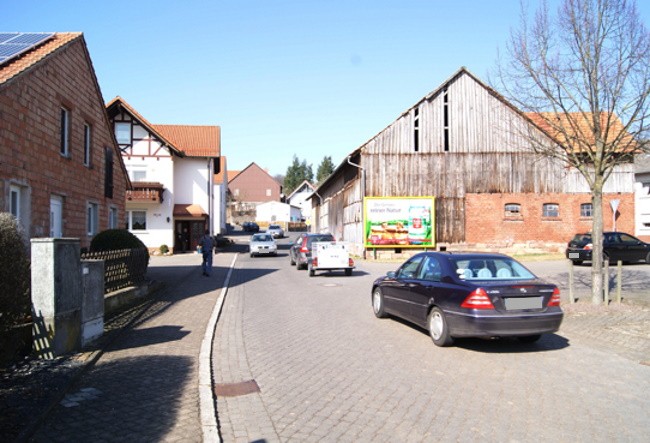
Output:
[50,196,63,238]
[175,221,191,253]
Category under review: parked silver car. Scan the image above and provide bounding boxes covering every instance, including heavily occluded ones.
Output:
[249,233,277,257]
[267,224,285,239]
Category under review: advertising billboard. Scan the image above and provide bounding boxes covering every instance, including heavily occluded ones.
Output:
[364,197,436,248]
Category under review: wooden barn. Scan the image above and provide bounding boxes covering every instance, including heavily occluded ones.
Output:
[311,67,635,255]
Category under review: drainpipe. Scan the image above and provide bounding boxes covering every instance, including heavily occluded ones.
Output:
[347,155,366,257]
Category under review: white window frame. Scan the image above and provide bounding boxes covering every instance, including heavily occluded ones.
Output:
[83,122,92,166]
[128,210,147,231]
[108,206,118,229]
[542,203,560,218]
[115,122,131,145]
[87,202,99,236]
[580,203,593,218]
[10,185,20,219]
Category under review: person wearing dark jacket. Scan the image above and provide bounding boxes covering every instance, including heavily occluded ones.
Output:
[199,231,215,276]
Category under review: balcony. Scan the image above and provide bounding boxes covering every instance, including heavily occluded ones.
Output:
[126,182,165,203]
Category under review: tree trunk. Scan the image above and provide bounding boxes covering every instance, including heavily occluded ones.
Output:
[591,185,604,305]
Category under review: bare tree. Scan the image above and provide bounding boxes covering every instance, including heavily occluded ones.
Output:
[494,0,650,304]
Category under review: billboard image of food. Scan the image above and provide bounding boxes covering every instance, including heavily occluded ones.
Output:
[364,197,435,248]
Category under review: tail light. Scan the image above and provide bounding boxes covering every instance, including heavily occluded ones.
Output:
[300,238,309,253]
[348,258,355,267]
[461,288,494,309]
[548,287,561,306]
[583,243,593,251]
[312,257,318,267]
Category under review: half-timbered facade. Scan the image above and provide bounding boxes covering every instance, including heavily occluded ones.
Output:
[312,67,635,255]
[106,97,221,253]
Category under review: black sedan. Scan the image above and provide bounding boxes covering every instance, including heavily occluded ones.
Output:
[371,252,563,347]
[565,231,650,265]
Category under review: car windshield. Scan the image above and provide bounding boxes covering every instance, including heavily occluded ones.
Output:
[269,225,280,229]
[308,235,334,244]
[451,257,535,280]
[252,234,272,242]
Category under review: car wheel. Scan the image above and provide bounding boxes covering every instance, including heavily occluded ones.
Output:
[571,260,583,266]
[290,254,295,265]
[517,334,541,343]
[428,307,453,347]
[309,267,315,277]
[646,251,650,264]
[345,268,352,276]
[372,287,387,318]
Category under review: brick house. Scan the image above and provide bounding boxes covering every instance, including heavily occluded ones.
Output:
[105,97,221,253]
[310,67,635,255]
[0,33,129,250]
[227,162,282,226]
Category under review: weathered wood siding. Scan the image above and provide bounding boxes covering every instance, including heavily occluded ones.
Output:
[315,69,634,247]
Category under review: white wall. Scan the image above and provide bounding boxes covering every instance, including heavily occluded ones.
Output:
[635,177,650,238]
[256,201,293,222]
[123,139,175,251]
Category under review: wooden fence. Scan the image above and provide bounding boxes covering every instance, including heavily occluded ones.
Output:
[81,248,149,294]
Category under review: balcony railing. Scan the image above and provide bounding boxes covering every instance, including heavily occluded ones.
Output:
[126,182,164,203]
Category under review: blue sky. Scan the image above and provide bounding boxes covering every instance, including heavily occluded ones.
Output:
[4,1,650,177]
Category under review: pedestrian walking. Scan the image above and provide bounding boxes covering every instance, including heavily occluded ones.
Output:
[199,230,215,276]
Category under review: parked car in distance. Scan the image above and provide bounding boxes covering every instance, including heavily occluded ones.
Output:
[267,224,285,238]
[242,221,260,232]
[249,233,277,257]
[371,252,563,347]
[289,233,335,269]
[565,231,650,265]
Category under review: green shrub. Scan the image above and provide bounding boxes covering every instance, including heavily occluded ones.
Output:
[160,244,169,254]
[0,213,31,333]
[90,229,147,252]
[90,229,149,267]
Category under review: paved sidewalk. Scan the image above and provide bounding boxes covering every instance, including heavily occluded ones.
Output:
[25,251,233,442]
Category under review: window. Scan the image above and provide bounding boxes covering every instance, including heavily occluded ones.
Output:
[443,88,450,152]
[397,255,424,279]
[580,203,593,217]
[413,107,420,152]
[418,256,442,281]
[542,203,559,218]
[504,203,521,217]
[115,122,131,145]
[60,107,70,156]
[109,207,118,229]
[128,210,147,230]
[266,189,272,197]
[87,203,99,236]
[10,185,20,219]
[83,123,92,166]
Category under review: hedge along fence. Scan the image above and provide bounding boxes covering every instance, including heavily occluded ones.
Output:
[81,248,149,294]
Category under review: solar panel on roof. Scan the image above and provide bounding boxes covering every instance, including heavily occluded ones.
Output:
[0,32,55,66]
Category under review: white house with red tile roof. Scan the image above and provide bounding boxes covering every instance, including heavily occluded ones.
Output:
[106,97,223,253]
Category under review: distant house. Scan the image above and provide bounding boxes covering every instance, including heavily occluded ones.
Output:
[0,33,129,250]
[311,67,635,255]
[106,97,221,253]
[256,201,301,225]
[228,162,282,226]
[286,180,315,223]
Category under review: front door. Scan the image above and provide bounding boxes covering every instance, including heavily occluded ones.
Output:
[50,196,63,238]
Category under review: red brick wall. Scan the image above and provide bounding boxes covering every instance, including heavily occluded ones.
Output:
[465,193,635,245]
[0,38,127,249]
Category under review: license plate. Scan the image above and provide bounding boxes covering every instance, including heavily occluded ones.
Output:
[504,297,543,310]
[569,252,579,259]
